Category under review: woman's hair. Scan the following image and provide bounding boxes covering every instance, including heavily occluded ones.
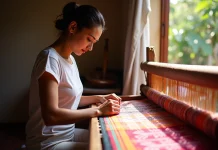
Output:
[55,2,105,31]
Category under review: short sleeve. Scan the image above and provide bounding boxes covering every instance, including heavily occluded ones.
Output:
[33,50,60,83]
[44,57,60,83]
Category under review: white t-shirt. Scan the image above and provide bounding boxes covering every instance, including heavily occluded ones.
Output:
[26,47,83,150]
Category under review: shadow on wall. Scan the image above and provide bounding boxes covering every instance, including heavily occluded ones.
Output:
[13,89,29,123]
[1,88,29,123]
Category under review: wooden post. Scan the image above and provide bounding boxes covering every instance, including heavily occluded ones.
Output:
[102,38,109,79]
[146,47,155,87]
[89,105,102,150]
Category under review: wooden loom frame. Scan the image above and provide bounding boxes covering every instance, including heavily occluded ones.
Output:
[89,47,218,150]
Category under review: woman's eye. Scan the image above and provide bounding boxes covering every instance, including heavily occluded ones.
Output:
[87,38,92,42]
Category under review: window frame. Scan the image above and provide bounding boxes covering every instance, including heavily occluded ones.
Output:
[160,0,169,62]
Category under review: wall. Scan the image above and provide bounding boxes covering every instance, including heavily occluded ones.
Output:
[0,0,160,123]
[149,0,161,62]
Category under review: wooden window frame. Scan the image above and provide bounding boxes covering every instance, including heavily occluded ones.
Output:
[160,0,169,62]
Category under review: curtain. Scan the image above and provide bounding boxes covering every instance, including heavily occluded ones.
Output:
[122,0,151,95]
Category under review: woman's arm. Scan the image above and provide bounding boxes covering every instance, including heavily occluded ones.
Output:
[79,95,102,107]
[79,93,122,107]
[38,72,120,126]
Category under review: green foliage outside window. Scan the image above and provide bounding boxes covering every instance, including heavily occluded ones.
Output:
[168,0,218,65]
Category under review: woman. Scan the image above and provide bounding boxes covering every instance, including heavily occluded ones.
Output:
[25,2,121,150]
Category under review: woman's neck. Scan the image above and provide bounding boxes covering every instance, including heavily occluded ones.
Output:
[51,35,72,59]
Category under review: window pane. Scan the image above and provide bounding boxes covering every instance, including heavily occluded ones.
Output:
[168,0,218,65]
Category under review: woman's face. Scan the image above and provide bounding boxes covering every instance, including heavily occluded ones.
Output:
[69,25,103,56]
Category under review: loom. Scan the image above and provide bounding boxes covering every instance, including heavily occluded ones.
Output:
[89,47,218,150]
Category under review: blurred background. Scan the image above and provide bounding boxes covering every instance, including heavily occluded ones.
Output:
[168,0,218,65]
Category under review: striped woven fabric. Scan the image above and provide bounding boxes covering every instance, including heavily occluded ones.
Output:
[100,99,217,150]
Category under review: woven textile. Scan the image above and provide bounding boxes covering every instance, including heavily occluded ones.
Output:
[143,86,218,139]
[100,99,217,150]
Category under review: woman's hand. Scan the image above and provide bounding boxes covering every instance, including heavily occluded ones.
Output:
[97,98,120,116]
[99,93,121,105]
[97,93,122,116]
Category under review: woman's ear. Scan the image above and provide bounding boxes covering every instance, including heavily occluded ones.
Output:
[68,21,77,34]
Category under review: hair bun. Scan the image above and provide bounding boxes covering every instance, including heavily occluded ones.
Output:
[55,2,105,31]
[62,2,78,20]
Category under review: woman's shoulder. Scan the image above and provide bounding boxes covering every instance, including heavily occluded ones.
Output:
[38,47,59,60]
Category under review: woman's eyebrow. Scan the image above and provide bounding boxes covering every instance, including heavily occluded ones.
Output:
[88,34,98,42]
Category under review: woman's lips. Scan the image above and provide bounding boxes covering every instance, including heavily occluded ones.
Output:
[81,49,86,53]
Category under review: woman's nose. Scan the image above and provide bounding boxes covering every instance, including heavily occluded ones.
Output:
[87,43,93,51]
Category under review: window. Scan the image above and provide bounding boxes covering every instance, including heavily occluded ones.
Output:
[161,0,218,65]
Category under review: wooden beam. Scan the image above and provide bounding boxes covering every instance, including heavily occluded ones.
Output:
[141,62,218,89]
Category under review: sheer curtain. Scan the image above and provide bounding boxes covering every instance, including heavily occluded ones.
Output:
[122,0,151,95]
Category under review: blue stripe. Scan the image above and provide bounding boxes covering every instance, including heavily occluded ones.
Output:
[104,117,122,150]
[99,117,112,150]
